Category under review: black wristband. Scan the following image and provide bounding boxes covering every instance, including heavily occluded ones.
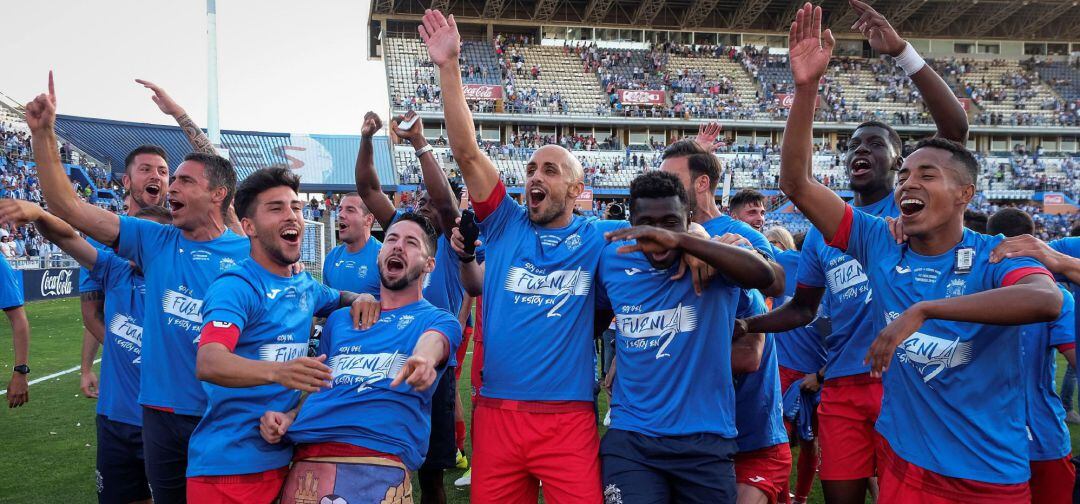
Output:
[816,370,824,382]
[460,255,476,263]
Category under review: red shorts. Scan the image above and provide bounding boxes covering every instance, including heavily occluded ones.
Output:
[817,373,882,480]
[1031,456,1075,504]
[470,298,484,401]
[778,365,807,393]
[734,443,793,504]
[878,436,1030,503]
[186,467,289,504]
[471,398,601,504]
[454,326,473,380]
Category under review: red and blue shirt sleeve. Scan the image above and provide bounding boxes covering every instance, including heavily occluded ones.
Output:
[474,181,521,244]
[198,275,253,352]
[825,204,891,265]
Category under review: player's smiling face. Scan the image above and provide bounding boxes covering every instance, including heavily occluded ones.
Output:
[845,126,899,195]
[524,145,583,227]
[167,160,219,231]
[242,185,304,267]
[895,147,974,238]
[123,153,169,209]
[630,195,690,269]
[378,220,434,291]
[336,195,372,245]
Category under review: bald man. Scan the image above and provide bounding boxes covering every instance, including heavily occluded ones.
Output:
[422,11,629,503]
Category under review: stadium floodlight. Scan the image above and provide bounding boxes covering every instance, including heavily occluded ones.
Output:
[206,0,222,149]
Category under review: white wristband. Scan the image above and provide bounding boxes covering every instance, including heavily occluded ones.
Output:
[893,42,925,77]
[414,145,434,158]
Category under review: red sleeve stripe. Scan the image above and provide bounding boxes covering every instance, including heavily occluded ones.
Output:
[796,282,822,290]
[472,181,506,222]
[1056,343,1076,353]
[1000,267,1053,288]
[199,322,241,352]
[826,204,854,252]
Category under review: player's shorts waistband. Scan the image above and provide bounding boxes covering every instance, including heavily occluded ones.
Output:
[475,396,594,413]
[187,466,289,484]
[294,442,402,464]
[823,373,881,387]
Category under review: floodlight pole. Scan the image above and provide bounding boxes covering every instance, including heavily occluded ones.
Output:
[207,0,222,147]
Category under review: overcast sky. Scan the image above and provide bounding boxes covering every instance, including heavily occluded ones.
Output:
[3,0,390,135]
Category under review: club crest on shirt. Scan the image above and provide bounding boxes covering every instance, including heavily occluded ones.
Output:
[616,304,698,359]
[897,331,973,382]
[946,278,967,298]
[359,265,369,278]
[218,257,237,272]
[565,233,582,251]
[330,351,409,392]
[397,314,415,330]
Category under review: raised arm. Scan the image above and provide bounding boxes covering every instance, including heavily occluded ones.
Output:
[865,273,1062,375]
[419,9,501,201]
[777,4,847,242]
[0,200,99,269]
[605,226,775,291]
[848,0,968,142]
[354,112,397,229]
[27,73,121,246]
[137,79,217,155]
[393,113,461,236]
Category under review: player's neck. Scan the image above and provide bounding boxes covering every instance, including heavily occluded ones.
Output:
[908,219,965,256]
[181,214,227,242]
[251,247,293,277]
[853,186,892,208]
[344,232,370,253]
[693,199,721,224]
[380,283,422,310]
[535,211,574,229]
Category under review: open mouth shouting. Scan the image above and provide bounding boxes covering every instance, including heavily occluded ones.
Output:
[144,182,162,199]
[850,157,873,178]
[899,196,926,217]
[280,226,301,245]
[384,254,407,275]
[528,186,547,209]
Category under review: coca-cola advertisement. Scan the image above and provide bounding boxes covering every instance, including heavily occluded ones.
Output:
[776,93,822,109]
[22,267,79,301]
[462,84,503,101]
[618,89,666,106]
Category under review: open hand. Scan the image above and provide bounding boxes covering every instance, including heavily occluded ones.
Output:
[695,122,724,152]
[864,304,926,376]
[418,9,461,67]
[849,0,906,57]
[0,199,43,227]
[788,3,835,88]
[135,79,186,117]
[271,354,333,392]
[350,293,381,330]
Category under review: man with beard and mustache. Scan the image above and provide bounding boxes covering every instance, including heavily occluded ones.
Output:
[779,5,1061,501]
[188,167,379,502]
[322,193,382,297]
[27,73,250,503]
[0,199,171,504]
[419,10,641,502]
[352,110,482,504]
[260,212,462,504]
[736,1,968,501]
[78,145,169,404]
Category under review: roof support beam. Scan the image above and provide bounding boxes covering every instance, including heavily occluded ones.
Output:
[374,0,396,14]
[430,0,452,13]
[682,0,722,29]
[1006,1,1077,38]
[482,0,508,19]
[915,1,977,36]
[633,0,667,26]
[882,0,928,29]
[583,0,617,24]
[730,0,773,29]
[533,0,561,21]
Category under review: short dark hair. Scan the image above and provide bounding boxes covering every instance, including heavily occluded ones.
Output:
[184,152,238,216]
[124,145,168,174]
[912,138,979,185]
[662,139,722,191]
[233,166,300,220]
[987,208,1034,237]
[793,231,806,251]
[389,211,439,256]
[963,209,988,234]
[729,189,766,210]
[629,171,690,218]
[134,205,173,223]
[855,120,902,153]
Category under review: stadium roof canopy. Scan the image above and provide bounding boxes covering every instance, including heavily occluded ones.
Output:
[370,0,1080,41]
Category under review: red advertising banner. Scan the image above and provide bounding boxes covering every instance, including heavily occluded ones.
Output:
[959,97,973,112]
[575,189,594,211]
[462,84,503,101]
[776,93,822,109]
[618,89,666,105]
[1044,193,1064,205]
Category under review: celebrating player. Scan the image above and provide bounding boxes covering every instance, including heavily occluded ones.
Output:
[780,4,1061,501]
[729,189,768,232]
[597,171,775,503]
[186,167,377,502]
[27,72,250,503]
[262,212,462,504]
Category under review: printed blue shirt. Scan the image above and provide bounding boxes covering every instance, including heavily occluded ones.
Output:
[323,237,382,297]
[88,252,146,426]
[0,256,22,310]
[1021,285,1076,461]
[773,250,827,374]
[734,290,789,452]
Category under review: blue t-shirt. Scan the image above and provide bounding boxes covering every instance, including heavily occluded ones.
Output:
[797,194,899,379]
[597,243,741,438]
[700,215,775,261]
[476,192,627,401]
[836,205,1050,484]
[1049,237,1080,344]
[0,256,22,310]
[116,216,250,416]
[188,259,340,477]
[88,253,146,426]
[287,301,462,470]
[323,237,382,297]
[423,235,465,366]
[79,236,107,294]
[1021,285,1076,461]
[734,290,789,452]
[773,249,828,374]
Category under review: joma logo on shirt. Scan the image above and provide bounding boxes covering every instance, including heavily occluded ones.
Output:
[616,304,698,359]
[162,290,203,323]
[258,343,308,362]
[898,332,973,382]
[109,314,143,348]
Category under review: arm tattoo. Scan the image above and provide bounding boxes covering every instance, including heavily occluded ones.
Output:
[339,291,361,308]
[175,113,217,155]
[80,291,104,302]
